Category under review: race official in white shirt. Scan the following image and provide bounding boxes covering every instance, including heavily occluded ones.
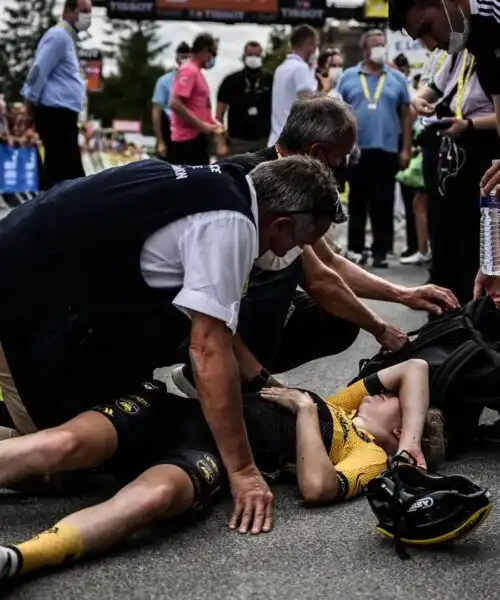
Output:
[0,156,340,535]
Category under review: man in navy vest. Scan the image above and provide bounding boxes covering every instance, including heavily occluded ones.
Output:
[0,156,341,534]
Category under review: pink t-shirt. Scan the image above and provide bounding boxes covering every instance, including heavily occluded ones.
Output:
[170,60,213,142]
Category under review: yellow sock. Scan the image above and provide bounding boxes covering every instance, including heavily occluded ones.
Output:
[14,521,84,574]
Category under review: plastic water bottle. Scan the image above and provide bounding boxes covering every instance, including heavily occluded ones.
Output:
[480,183,500,276]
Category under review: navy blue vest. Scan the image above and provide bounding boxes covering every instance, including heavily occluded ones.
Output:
[0,159,254,427]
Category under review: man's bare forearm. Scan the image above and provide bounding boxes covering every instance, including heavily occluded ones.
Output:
[152,106,164,143]
[400,106,413,152]
[313,238,407,303]
[190,340,254,475]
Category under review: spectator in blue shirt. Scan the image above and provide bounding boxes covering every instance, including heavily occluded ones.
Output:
[22,0,92,189]
[151,42,191,160]
[338,29,413,268]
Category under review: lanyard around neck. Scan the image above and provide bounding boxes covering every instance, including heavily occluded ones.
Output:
[360,72,386,109]
[454,50,475,120]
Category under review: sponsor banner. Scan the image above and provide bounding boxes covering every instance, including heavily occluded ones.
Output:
[0,144,38,194]
[107,0,325,24]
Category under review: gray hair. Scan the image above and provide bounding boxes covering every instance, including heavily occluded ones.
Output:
[277,95,356,154]
[360,28,385,49]
[249,155,344,237]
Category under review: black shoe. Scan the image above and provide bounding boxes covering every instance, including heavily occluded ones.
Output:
[372,256,389,268]
[401,248,417,258]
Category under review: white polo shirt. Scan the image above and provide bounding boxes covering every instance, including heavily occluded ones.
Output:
[139,175,260,335]
[268,53,317,147]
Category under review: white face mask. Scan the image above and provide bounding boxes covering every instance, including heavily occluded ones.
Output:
[369,45,386,65]
[244,56,262,70]
[442,0,470,53]
[254,247,303,271]
[75,12,91,31]
[329,66,343,83]
[308,49,319,66]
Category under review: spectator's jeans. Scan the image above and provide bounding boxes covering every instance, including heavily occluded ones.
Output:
[347,149,399,258]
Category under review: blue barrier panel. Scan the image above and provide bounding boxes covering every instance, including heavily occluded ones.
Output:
[0,144,39,194]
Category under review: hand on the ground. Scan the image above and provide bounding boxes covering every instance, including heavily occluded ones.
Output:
[260,387,314,414]
[474,270,500,305]
[375,323,408,351]
[480,161,500,196]
[402,284,460,315]
[412,97,436,117]
[229,465,274,535]
[157,141,167,157]
[441,117,468,137]
[398,445,427,470]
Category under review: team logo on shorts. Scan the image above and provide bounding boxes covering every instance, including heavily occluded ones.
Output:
[196,455,218,484]
[116,399,140,415]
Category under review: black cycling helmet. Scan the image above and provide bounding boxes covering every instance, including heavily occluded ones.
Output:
[365,453,492,559]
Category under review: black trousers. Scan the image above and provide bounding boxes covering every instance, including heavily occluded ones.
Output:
[34,105,85,190]
[170,134,210,165]
[400,183,418,254]
[176,258,360,373]
[430,132,500,305]
[348,149,399,258]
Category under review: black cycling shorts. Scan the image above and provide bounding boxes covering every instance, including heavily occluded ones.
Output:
[92,380,225,514]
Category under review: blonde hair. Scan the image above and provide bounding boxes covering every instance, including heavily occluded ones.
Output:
[421,408,446,472]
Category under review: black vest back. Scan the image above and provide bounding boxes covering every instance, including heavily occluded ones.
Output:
[0,159,253,327]
[0,159,255,426]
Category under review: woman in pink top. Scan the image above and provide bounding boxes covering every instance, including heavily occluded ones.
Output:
[169,32,223,165]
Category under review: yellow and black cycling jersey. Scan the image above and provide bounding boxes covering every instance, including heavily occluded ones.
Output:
[242,373,390,500]
[96,376,390,503]
[323,374,389,500]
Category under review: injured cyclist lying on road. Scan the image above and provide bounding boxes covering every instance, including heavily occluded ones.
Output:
[0,359,444,583]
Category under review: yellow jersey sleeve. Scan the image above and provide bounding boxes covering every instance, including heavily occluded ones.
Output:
[335,435,388,499]
[324,374,389,413]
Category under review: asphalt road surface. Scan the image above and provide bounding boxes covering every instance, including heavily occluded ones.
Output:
[2,262,500,600]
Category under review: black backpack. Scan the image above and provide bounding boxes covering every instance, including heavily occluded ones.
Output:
[349,297,500,456]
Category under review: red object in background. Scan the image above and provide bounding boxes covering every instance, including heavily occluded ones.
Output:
[79,49,103,93]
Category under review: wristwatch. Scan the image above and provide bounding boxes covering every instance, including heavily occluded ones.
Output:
[245,368,272,393]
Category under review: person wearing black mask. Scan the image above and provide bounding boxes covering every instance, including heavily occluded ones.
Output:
[215,41,273,157]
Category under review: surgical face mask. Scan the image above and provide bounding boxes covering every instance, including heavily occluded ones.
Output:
[442,0,470,53]
[369,45,386,65]
[74,11,91,31]
[244,55,262,70]
[205,56,216,70]
[329,66,343,83]
[254,247,303,271]
[308,49,319,66]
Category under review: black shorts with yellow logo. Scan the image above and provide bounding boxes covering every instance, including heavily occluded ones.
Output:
[92,380,225,515]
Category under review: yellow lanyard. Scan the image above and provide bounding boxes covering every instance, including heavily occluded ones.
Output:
[455,50,475,120]
[275,146,283,158]
[360,73,386,110]
[435,50,447,75]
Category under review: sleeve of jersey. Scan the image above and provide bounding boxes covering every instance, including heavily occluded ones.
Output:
[324,374,387,413]
[335,443,388,500]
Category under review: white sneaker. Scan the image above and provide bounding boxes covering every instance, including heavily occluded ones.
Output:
[171,365,198,398]
[0,545,19,580]
[400,251,428,265]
